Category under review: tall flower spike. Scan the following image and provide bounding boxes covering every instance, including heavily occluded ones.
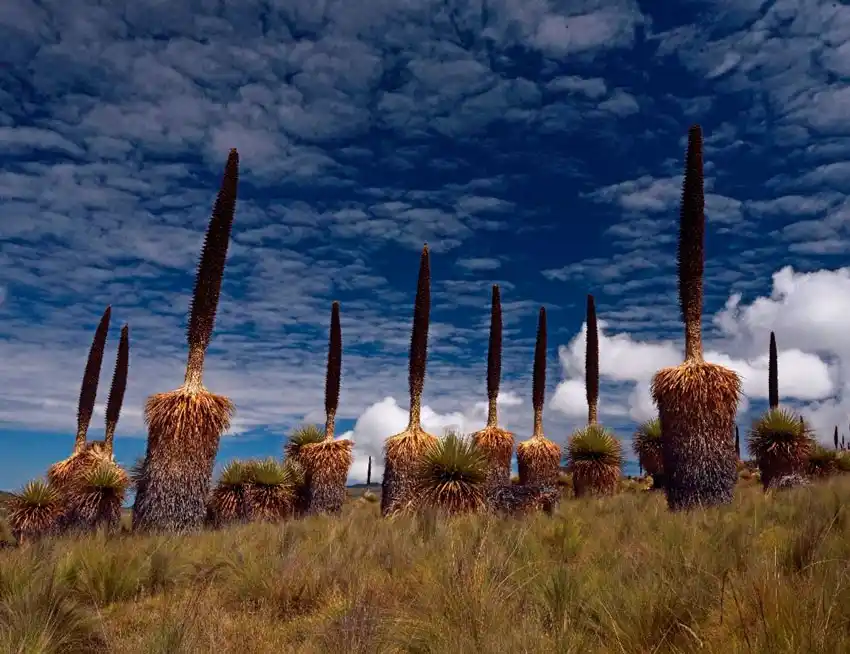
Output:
[768,331,778,409]
[185,148,240,389]
[104,324,130,455]
[75,306,112,452]
[324,302,342,440]
[677,125,705,362]
[486,285,502,428]
[586,294,599,425]
[735,425,740,459]
[532,306,547,437]
[408,244,431,429]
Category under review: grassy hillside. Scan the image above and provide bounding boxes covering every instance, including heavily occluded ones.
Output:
[1,475,849,653]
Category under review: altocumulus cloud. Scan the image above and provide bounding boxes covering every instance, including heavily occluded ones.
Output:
[2,0,850,488]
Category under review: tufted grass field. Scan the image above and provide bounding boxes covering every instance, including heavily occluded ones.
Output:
[1,475,849,654]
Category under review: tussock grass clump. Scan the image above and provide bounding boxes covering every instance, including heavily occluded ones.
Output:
[0,565,107,654]
[133,149,240,533]
[64,461,129,534]
[206,460,253,528]
[409,431,488,515]
[633,418,664,489]
[567,425,622,498]
[517,307,561,487]
[749,408,813,489]
[7,480,63,545]
[472,285,514,488]
[382,245,438,516]
[301,302,355,516]
[651,125,741,511]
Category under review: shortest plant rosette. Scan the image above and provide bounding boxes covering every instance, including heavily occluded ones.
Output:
[748,408,813,488]
[7,479,63,545]
[409,431,489,515]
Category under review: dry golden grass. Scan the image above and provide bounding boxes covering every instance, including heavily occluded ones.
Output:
[5,475,849,653]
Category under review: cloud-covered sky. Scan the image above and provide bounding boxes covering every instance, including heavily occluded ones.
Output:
[2,0,850,490]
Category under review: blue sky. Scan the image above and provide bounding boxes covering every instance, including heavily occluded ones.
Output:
[2,0,850,491]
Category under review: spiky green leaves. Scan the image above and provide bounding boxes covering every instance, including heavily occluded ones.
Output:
[104,324,130,454]
[567,424,622,467]
[246,458,295,487]
[66,461,130,531]
[325,302,342,430]
[532,306,547,414]
[76,306,111,451]
[633,418,663,474]
[409,245,431,415]
[7,480,62,542]
[244,458,296,521]
[284,424,325,459]
[11,480,60,509]
[487,284,503,403]
[217,460,251,487]
[808,444,841,477]
[185,148,240,383]
[208,460,251,527]
[585,294,599,425]
[567,424,622,497]
[678,125,705,361]
[748,408,811,461]
[209,458,297,526]
[81,461,129,492]
[412,431,488,514]
[768,331,778,409]
[748,408,812,488]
